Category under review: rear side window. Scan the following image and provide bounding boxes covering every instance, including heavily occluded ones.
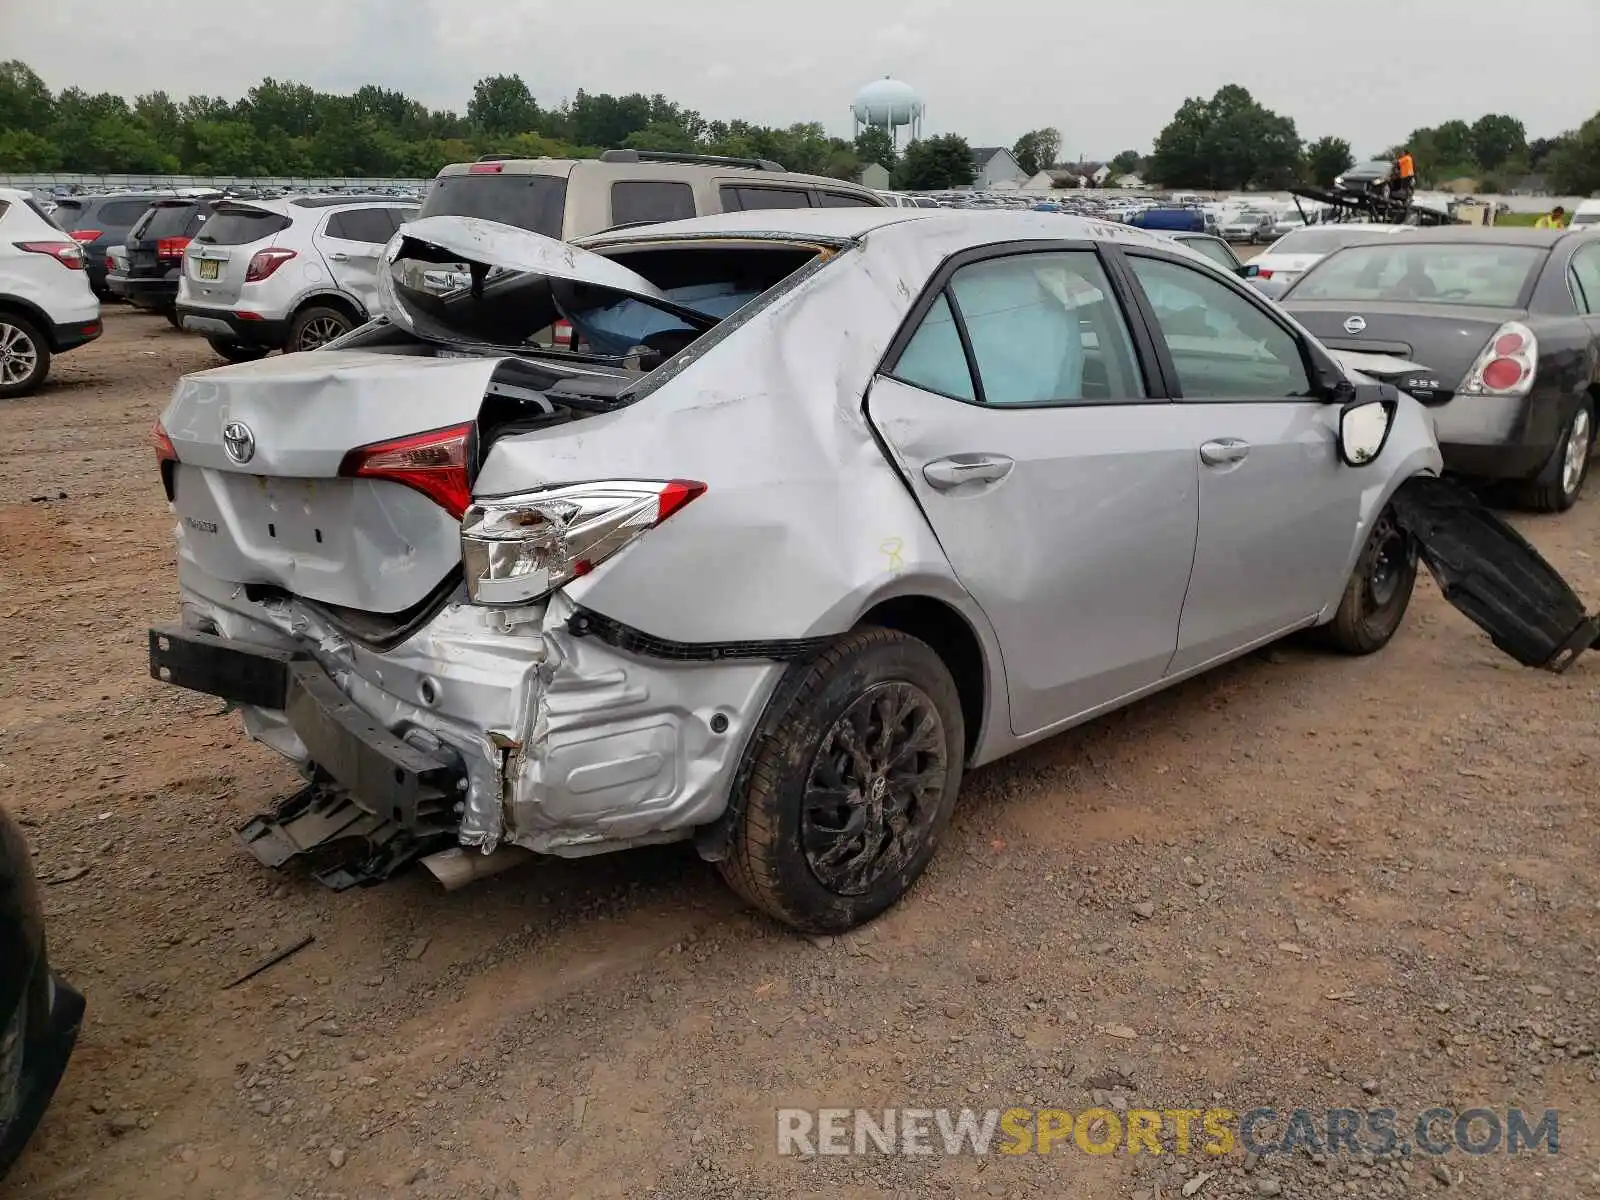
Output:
[610,181,696,228]
[24,199,64,230]
[196,207,293,246]
[325,208,398,244]
[420,173,568,238]
[720,186,813,212]
[386,207,418,231]
[820,191,878,209]
[1571,245,1600,315]
[894,251,1145,406]
[1182,237,1239,271]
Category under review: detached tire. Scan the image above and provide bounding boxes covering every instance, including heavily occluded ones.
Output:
[207,338,269,364]
[1519,399,1593,514]
[0,313,51,399]
[718,628,965,934]
[1323,506,1417,655]
[286,305,354,353]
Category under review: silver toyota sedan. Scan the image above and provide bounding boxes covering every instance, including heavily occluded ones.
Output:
[147,208,1442,932]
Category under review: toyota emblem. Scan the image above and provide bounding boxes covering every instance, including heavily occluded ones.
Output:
[1343,315,1367,335]
[222,420,256,465]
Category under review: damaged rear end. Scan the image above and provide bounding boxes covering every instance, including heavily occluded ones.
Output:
[148,216,839,886]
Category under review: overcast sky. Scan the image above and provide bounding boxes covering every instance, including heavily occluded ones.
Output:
[4,0,1597,158]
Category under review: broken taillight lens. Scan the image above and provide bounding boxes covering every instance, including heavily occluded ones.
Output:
[151,418,178,464]
[461,480,707,606]
[338,423,475,518]
[1458,321,1538,398]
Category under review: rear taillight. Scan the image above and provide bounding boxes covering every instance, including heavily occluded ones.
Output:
[339,423,475,519]
[245,248,297,282]
[157,236,191,264]
[105,254,115,272]
[151,419,178,464]
[552,319,576,349]
[1255,268,1272,279]
[69,229,102,243]
[14,241,85,270]
[1458,321,1538,398]
[460,480,707,606]
[467,162,504,174]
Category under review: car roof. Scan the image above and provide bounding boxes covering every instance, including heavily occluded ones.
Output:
[580,206,1180,248]
[1377,226,1573,246]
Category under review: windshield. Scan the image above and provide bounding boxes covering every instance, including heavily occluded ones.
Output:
[1290,243,1545,307]
[1571,212,1600,228]
[1270,228,1396,256]
[419,174,568,239]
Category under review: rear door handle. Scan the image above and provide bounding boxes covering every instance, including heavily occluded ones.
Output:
[1199,438,1250,466]
[923,453,1015,490]
[328,252,350,263]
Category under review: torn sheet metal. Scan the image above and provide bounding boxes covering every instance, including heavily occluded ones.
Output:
[1390,474,1600,671]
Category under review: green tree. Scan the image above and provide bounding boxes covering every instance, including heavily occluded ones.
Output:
[853,126,897,171]
[467,74,540,137]
[896,135,976,190]
[0,129,61,171]
[1148,85,1302,189]
[1304,136,1354,187]
[0,60,53,133]
[1547,113,1600,196]
[1011,127,1062,176]
[1109,149,1141,175]
[1470,114,1526,172]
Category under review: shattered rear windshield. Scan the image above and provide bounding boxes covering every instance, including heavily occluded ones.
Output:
[1291,244,1545,307]
[419,174,568,239]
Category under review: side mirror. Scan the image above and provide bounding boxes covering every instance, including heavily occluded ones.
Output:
[1237,263,1260,279]
[1338,395,1398,467]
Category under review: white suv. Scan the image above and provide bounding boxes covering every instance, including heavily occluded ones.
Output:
[176,195,418,361]
[0,187,102,398]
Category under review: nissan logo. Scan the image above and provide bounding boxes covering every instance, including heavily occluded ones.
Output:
[222,420,256,465]
[1343,315,1368,335]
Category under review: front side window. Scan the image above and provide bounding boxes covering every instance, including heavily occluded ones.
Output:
[893,251,1145,406]
[1128,255,1311,399]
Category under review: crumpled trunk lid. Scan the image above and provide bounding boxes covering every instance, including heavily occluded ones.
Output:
[163,350,502,614]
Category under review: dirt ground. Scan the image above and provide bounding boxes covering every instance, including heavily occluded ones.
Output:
[2,308,1598,1200]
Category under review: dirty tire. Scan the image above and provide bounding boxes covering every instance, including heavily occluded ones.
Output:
[164,307,183,329]
[717,628,965,935]
[1519,398,1593,514]
[207,338,269,364]
[1323,506,1417,655]
[286,305,353,353]
[0,313,50,399]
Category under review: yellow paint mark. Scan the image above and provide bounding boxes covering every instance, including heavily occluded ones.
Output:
[880,537,905,570]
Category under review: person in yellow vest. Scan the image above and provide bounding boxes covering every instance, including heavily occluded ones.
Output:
[1534,206,1566,230]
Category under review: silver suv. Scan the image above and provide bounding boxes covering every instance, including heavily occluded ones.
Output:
[417,149,887,241]
[175,195,419,361]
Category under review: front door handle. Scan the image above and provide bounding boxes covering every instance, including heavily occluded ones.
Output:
[328,252,350,263]
[1199,438,1250,466]
[923,453,1015,490]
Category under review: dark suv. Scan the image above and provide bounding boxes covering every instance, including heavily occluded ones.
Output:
[112,194,222,322]
[49,192,168,299]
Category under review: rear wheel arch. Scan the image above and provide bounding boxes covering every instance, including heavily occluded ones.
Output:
[855,594,987,760]
[291,291,364,325]
[0,295,60,349]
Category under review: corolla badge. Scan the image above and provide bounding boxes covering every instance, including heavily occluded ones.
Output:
[222,420,256,464]
[1343,315,1368,335]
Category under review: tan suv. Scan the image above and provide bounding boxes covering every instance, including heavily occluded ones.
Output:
[416,149,887,239]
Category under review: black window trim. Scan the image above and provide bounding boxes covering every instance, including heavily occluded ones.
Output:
[877,238,1173,411]
[1110,245,1326,403]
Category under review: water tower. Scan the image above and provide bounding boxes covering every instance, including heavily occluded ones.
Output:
[852,77,924,147]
